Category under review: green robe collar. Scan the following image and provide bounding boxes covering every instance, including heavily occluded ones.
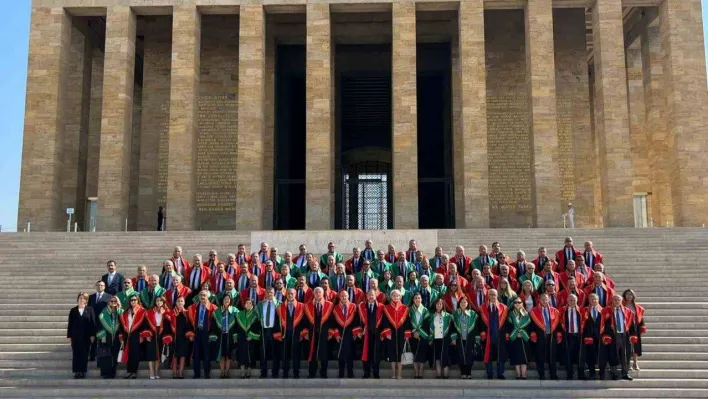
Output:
[213,306,238,331]
[98,308,123,336]
[508,311,531,341]
[237,309,259,331]
[452,309,478,335]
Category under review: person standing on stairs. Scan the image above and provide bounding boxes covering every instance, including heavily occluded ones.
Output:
[67,292,96,379]
[88,281,109,361]
[101,260,125,296]
[96,296,123,379]
[622,289,646,371]
[119,295,146,379]
[599,294,636,381]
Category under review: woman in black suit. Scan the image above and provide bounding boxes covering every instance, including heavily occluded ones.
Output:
[67,292,96,379]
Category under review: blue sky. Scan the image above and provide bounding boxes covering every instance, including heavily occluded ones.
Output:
[0,1,707,232]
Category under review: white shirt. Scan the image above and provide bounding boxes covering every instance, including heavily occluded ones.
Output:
[155,312,163,327]
[524,295,534,312]
[566,308,578,333]
[128,312,134,331]
[434,314,444,339]
[78,307,85,316]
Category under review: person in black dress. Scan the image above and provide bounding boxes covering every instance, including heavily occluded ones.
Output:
[235,298,260,378]
[581,293,603,379]
[505,298,532,379]
[67,292,96,379]
[172,297,189,379]
[451,296,479,379]
[429,298,453,379]
[96,296,123,379]
[408,292,430,379]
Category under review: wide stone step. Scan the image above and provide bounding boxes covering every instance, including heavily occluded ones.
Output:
[645,330,708,338]
[638,344,708,353]
[642,352,708,361]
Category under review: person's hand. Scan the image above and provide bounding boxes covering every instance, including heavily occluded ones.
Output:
[90,336,95,343]
[146,337,151,343]
[189,336,194,342]
[451,340,456,346]
[517,332,522,338]
[336,337,341,343]
[386,335,392,340]
[247,337,252,341]
[357,333,363,339]
[139,337,144,343]
[413,332,419,339]
[67,338,72,344]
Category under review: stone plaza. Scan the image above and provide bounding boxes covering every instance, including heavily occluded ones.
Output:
[18,0,708,232]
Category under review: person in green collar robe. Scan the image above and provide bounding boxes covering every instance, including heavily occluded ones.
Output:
[267,248,284,271]
[409,293,431,379]
[417,276,439,310]
[116,279,137,310]
[96,297,123,378]
[497,278,519,308]
[506,299,532,379]
[472,245,498,272]
[305,262,328,289]
[429,299,453,379]
[279,265,297,289]
[431,274,448,297]
[209,294,239,378]
[392,251,414,279]
[451,297,480,379]
[234,298,260,378]
[392,276,412,305]
[380,270,395,295]
[217,279,239,307]
[518,263,543,293]
[192,281,217,305]
[373,250,392,276]
[404,271,420,296]
[159,262,182,292]
[278,254,296,277]
[319,242,343,272]
[139,275,166,309]
[355,261,379,292]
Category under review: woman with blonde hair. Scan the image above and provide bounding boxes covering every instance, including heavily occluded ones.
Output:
[97,296,122,379]
[67,292,96,379]
[505,297,531,379]
[623,288,646,371]
[496,278,518,307]
[519,280,538,312]
[382,289,410,379]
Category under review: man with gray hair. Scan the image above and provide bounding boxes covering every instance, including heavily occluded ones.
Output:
[170,246,189,275]
[139,274,165,308]
[305,287,333,378]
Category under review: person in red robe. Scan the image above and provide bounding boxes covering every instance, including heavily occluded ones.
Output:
[543,280,560,308]
[276,289,306,378]
[559,260,586,292]
[330,291,359,378]
[442,282,466,312]
[531,247,558,273]
[381,290,411,379]
[248,254,264,277]
[493,264,519,292]
[537,259,561,292]
[345,247,364,275]
[144,296,174,380]
[119,295,146,379]
[435,254,453,275]
[221,253,238,276]
[583,272,615,307]
[293,276,312,304]
[555,237,581,272]
[583,241,604,270]
[557,277,586,308]
[341,275,365,304]
[478,289,508,379]
[210,263,233,294]
[240,276,265,308]
[259,260,282,289]
[444,263,468,290]
[356,290,385,378]
[169,246,190,275]
[235,244,251,266]
[599,294,636,380]
[453,245,474,277]
[185,291,217,379]
[559,294,584,379]
[165,276,192,308]
[593,263,616,290]
[204,250,222,274]
[185,260,210,304]
[529,293,561,380]
[302,288,334,378]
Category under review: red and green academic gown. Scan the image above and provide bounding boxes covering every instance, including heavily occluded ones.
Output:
[624,301,646,356]
[429,311,453,367]
[209,306,238,361]
[505,311,532,366]
[408,304,430,363]
[529,305,561,378]
[97,308,123,377]
[451,309,479,367]
[118,307,147,373]
[331,302,359,376]
[144,309,175,362]
[381,302,411,362]
[303,300,334,362]
[138,286,166,309]
[478,302,509,363]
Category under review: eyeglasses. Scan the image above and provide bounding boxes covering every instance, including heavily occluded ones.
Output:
[514,302,522,304]
[129,299,138,302]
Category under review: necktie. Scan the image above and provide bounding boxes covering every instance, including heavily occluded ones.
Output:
[192,269,199,289]
[616,308,623,333]
[266,301,272,328]
[400,263,405,276]
[544,308,551,334]
[596,286,603,305]
[478,291,483,306]
[369,304,374,313]
[483,255,487,265]
[97,293,102,302]
[310,273,315,286]
[592,307,598,320]
[338,276,343,291]
[298,288,303,302]
[198,305,205,329]
[222,313,228,333]
[354,259,358,272]
[289,302,294,316]
[569,309,574,333]
[566,248,572,264]
[411,253,416,263]
[167,275,172,290]
[423,290,428,306]
[364,275,369,291]
[240,276,246,291]
[343,305,347,317]
[266,274,271,287]
[108,274,113,285]
[348,287,354,302]
[173,289,178,306]
[587,252,593,267]
[149,288,154,302]
[317,303,322,316]
[217,275,222,291]
[251,289,256,304]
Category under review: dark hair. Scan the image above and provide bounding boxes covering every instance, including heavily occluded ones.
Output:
[622,289,637,303]
[458,296,469,310]
[221,294,233,306]
[431,298,445,312]
[107,260,116,266]
[152,295,167,309]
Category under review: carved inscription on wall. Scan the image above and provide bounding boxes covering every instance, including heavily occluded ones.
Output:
[156,102,169,208]
[196,94,238,213]
[487,91,533,226]
[556,93,576,201]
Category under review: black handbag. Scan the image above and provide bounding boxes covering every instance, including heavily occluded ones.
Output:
[96,345,112,359]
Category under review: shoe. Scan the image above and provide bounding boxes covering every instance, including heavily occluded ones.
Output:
[178,376,184,379]
[155,375,160,379]
[130,374,137,379]
[362,375,370,379]
[497,375,505,380]
[193,376,200,379]
[373,375,380,379]
[205,375,211,379]
[622,374,633,381]
[123,374,133,379]
[521,377,528,380]
[486,375,493,380]
[73,373,79,379]
[633,362,640,371]
[611,373,619,381]
[150,376,155,380]
[293,375,300,379]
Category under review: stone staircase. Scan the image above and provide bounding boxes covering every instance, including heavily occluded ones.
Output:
[0,228,706,398]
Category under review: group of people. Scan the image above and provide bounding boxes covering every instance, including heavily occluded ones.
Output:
[67,237,646,381]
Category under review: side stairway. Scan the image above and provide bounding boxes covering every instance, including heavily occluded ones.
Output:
[0,228,705,398]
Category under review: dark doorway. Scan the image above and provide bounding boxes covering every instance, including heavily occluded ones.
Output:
[335,44,393,229]
[417,43,454,228]
[273,45,306,230]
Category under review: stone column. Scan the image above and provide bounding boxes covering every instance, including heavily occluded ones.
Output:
[659,0,708,226]
[525,0,561,227]
[18,8,71,231]
[97,6,137,231]
[166,5,200,230]
[641,25,672,226]
[305,3,334,230]
[455,0,489,228]
[235,5,266,230]
[391,2,418,229]
[626,42,650,194]
[591,0,634,227]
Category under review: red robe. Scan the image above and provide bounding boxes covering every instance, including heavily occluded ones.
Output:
[276,300,306,338]
[444,273,468,290]
[210,273,233,294]
[531,257,558,272]
[356,302,384,361]
[529,305,561,341]
[435,262,452,275]
[583,284,615,307]
[479,302,508,363]
[467,287,488,313]
[144,309,175,344]
[165,285,192,308]
[559,271,586,292]
[258,271,282,288]
[185,265,211,288]
[452,255,473,276]
[345,257,364,274]
[131,276,149,290]
[559,305,585,334]
[537,270,562,292]
[339,286,365,304]
[583,250,604,268]
[239,287,265,306]
[555,247,581,271]
[491,263,517,279]
[600,305,635,341]
[248,260,264,276]
[203,258,222,274]
[306,288,337,304]
[330,302,358,340]
[170,257,191,275]
[235,252,251,266]
[303,300,334,361]
[118,307,146,363]
[492,275,519,292]
[557,289,586,309]
[380,303,410,339]
[442,291,467,313]
[185,302,217,340]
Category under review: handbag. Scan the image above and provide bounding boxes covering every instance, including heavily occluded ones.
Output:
[96,345,112,359]
[117,342,125,364]
[401,339,414,366]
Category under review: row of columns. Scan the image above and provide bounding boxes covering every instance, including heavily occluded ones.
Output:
[18,0,708,231]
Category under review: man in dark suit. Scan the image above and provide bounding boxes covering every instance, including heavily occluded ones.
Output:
[101,260,125,296]
[88,281,110,360]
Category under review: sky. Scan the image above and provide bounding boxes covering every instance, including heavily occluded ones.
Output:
[0,1,707,232]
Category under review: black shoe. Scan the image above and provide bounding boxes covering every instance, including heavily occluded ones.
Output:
[204,375,211,379]
[611,373,619,381]
[539,375,546,381]
[579,374,587,380]
[193,376,200,379]
[130,374,137,379]
[521,377,528,380]
[338,374,345,379]
[293,375,300,379]
[497,375,505,380]
[373,375,380,379]
[567,375,574,380]
[551,375,559,381]
[487,375,493,380]
[307,375,316,379]
[282,375,289,379]
[73,373,79,379]
[622,374,633,381]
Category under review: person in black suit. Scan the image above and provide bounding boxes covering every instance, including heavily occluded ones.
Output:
[67,292,96,379]
[88,281,110,360]
[101,260,125,296]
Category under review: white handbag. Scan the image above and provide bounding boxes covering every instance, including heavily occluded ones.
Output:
[401,339,414,365]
